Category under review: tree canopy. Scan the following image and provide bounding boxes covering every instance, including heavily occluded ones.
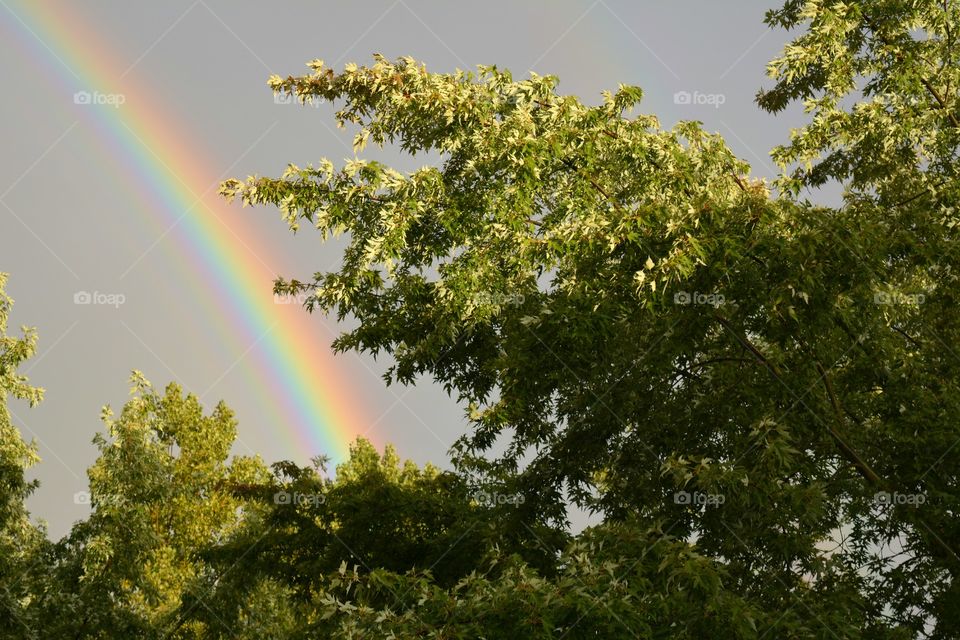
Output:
[0,273,45,639]
[218,0,960,634]
[3,0,959,637]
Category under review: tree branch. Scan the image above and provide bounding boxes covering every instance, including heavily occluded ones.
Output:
[713,313,783,379]
[815,362,885,487]
[864,16,960,128]
[816,361,960,566]
[890,324,924,349]
[920,77,960,128]
[559,157,630,217]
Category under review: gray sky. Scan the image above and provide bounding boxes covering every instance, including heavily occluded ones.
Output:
[0,0,811,539]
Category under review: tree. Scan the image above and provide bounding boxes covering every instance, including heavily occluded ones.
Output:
[0,273,45,640]
[220,2,960,633]
[184,438,567,638]
[29,374,270,639]
[757,1,960,632]
[302,520,767,640]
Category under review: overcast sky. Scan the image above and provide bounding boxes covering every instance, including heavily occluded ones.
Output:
[0,0,815,538]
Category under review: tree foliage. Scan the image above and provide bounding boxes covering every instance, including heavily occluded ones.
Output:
[218,1,960,635]
[0,273,44,639]
[27,375,270,639]
[1,0,958,637]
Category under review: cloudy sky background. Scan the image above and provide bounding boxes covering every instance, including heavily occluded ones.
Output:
[0,0,819,538]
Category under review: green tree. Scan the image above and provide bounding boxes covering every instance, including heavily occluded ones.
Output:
[187,440,789,639]
[221,2,960,632]
[30,374,270,639]
[757,0,960,633]
[0,273,45,639]
[309,521,777,639]
[185,438,567,638]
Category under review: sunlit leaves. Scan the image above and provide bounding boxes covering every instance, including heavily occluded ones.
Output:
[225,25,960,634]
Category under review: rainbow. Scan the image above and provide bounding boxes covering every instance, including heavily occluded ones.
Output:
[1,0,683,467]
[0,0,374,462]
